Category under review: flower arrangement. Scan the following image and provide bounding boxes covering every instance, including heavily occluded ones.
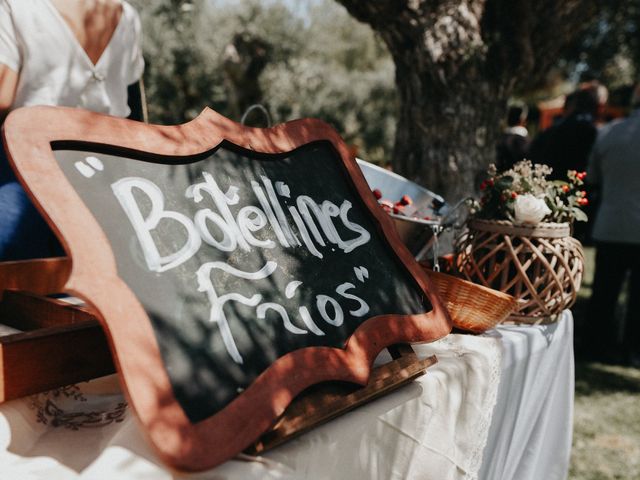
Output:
[472,160,588,225]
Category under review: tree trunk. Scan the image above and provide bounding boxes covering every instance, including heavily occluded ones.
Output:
[392,60,507,202]
[336,0,598,203]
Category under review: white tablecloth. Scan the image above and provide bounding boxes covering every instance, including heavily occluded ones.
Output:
[480,311,574,480]
[0,313,574,480]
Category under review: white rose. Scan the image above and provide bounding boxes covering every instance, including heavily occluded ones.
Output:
[513,194,551,225]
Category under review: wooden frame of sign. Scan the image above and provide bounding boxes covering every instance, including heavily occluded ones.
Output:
[0,270,435,449]
[2,106,451,471]
[0,270,435,453]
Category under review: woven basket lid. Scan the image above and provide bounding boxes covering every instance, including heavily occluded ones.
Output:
[468,219,570,238]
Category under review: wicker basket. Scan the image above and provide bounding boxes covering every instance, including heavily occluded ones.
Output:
[455,219,584,324]
[422,267,518,333]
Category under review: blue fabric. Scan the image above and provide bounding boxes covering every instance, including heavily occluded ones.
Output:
[0,141,63,260]
[0,138,17,185]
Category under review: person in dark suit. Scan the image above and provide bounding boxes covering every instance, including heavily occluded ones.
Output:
[529,87,600,242]
[528,88,599,180]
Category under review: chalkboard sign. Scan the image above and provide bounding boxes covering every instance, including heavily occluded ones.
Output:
[3,106,451,471]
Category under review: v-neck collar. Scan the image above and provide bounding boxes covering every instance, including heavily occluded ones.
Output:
[44,0,126,69]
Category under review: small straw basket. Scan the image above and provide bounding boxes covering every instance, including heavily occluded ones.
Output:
[422,266,518,333]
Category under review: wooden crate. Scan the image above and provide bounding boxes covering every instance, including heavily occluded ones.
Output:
[0,258,114,402]
[0,290,114,402]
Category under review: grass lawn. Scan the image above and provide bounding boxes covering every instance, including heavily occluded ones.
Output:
[572,362,640,479]
[570,247,640,479]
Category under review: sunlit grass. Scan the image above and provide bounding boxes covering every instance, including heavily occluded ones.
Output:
[570,247,640,479]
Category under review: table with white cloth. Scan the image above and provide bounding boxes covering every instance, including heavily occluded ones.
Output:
[0,311,574,480]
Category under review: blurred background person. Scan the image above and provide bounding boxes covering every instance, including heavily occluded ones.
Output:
[495,102,530,172]
[0,0,144,261]
[529,84,602,242]
[529,85,600,180]
[583,83,640,366]
[581,79,610,126]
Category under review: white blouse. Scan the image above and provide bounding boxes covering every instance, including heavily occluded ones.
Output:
[0,0,144,118]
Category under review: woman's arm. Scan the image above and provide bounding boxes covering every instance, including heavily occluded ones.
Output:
[0,63,18,124]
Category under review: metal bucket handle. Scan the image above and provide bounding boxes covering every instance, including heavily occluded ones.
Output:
[241,104,272,128]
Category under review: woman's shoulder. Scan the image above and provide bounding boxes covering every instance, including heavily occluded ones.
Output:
[119,1,142,37]
[121,1,142,23]
[2,0,48,14]
[4,0,140,22]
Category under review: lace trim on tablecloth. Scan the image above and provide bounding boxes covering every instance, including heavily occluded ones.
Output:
[28,384,127,430]
[433,333,503,480]
[465,335,502,480]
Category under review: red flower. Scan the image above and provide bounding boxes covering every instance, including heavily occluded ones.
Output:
[578,198,589,206]
[372,188,382,200]
[511,192,518,199]
[576,172,587,181]
[480,178,494,191]
[562,185,570,193]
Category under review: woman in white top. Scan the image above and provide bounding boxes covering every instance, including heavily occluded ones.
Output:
[0,0,144,260]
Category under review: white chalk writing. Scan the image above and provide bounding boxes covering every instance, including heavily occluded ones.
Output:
[112,171,373,363]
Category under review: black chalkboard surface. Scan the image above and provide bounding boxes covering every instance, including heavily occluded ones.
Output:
[54,142,429,421]
[3,106,451,470]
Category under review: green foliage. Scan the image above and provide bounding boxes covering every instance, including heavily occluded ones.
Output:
[129,0,396,164]
[129,0,221,122]
[263,1,397,164]
[558,0,640,89]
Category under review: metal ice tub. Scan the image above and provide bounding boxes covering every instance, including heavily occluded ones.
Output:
[356,159,446,259]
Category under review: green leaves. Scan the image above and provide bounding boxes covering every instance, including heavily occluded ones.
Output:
[130,0,397,165]
[495,175,514,190]
[572,207,588,223]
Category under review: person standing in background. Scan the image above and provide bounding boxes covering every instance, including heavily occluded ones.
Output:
[529,85,602,242]
[528,86,599,180]
[495,102,530,172]
[584,83,640,366]
[0,0,144,260]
